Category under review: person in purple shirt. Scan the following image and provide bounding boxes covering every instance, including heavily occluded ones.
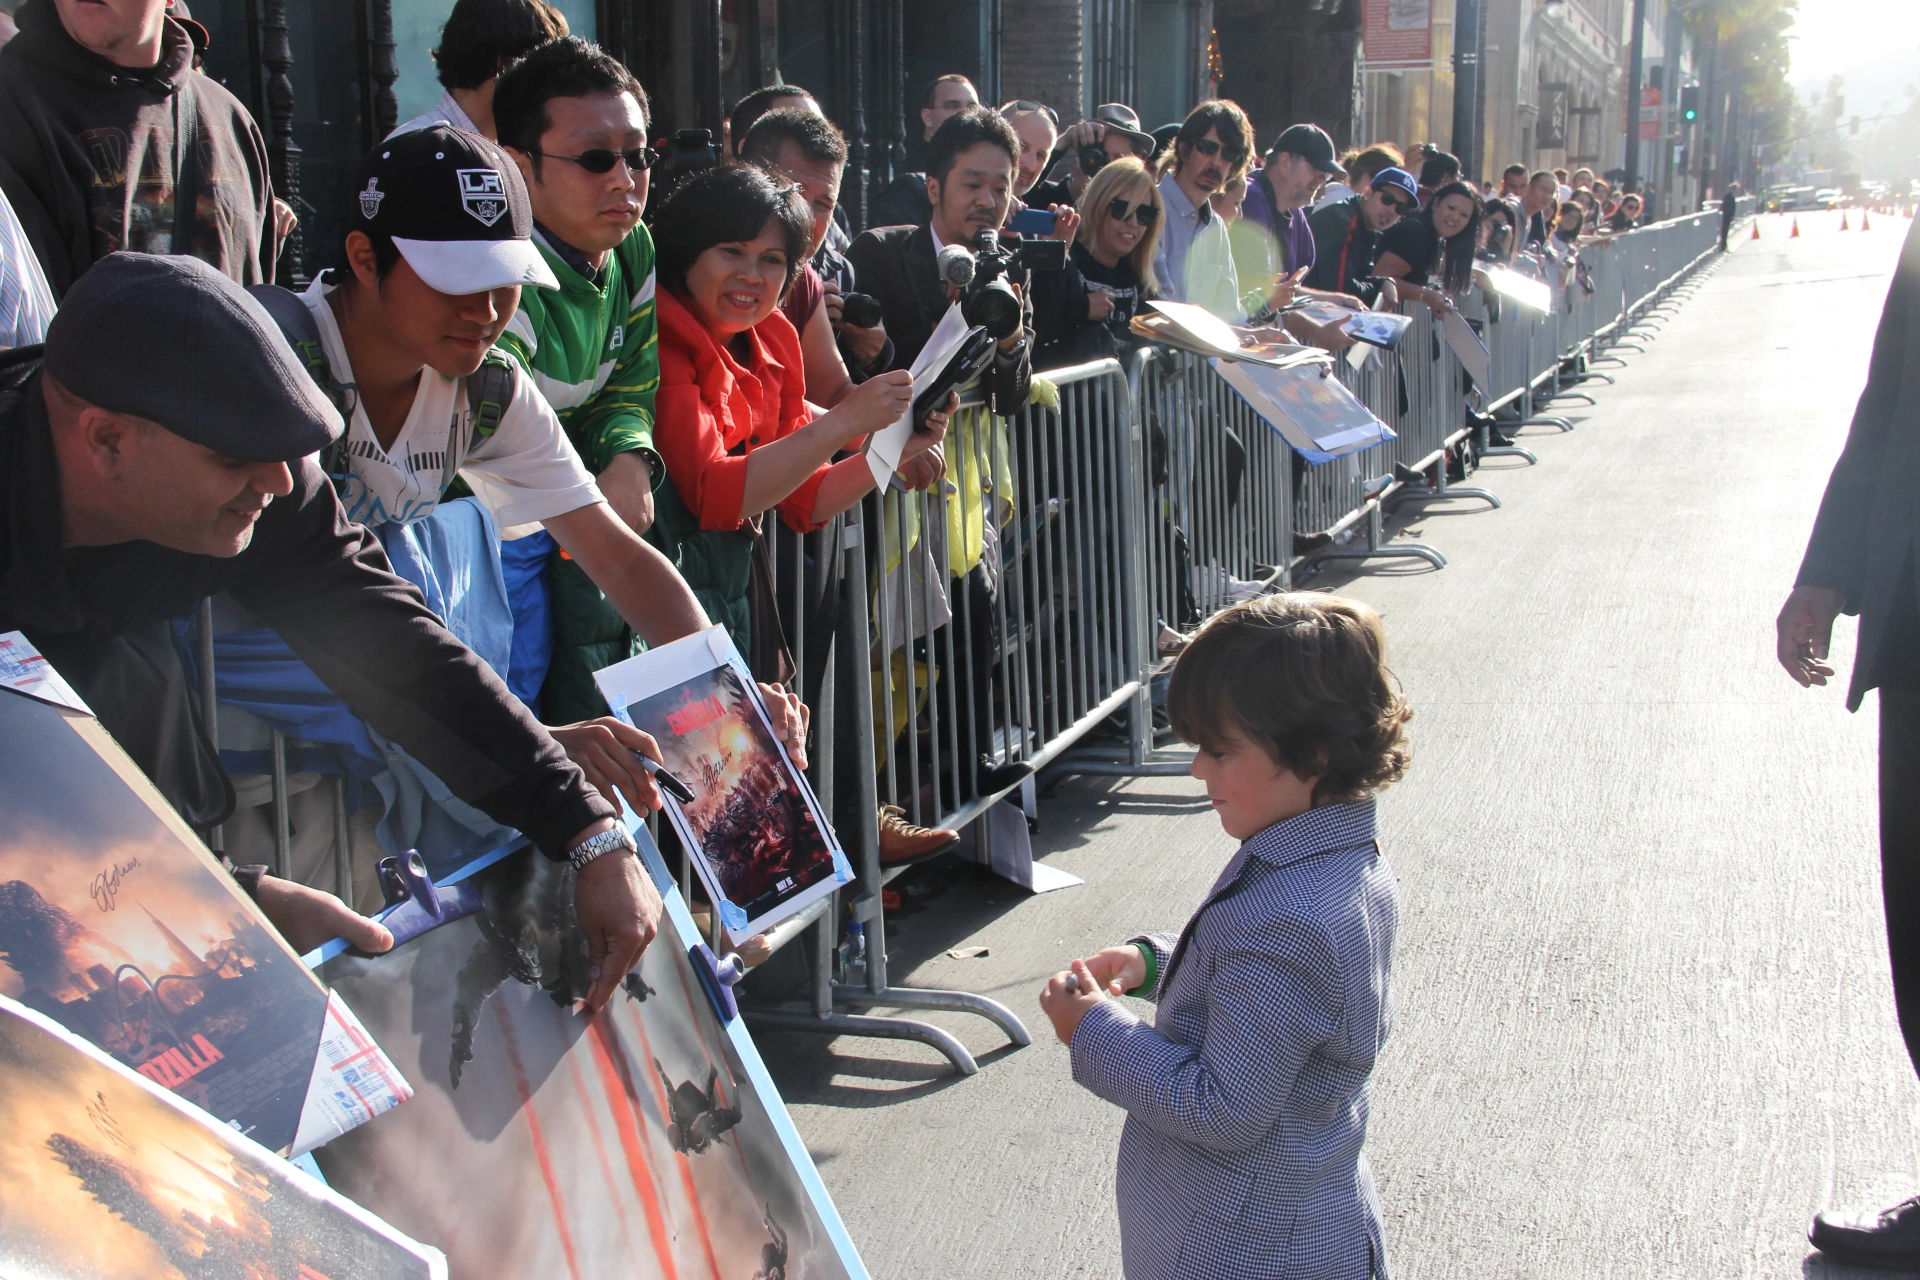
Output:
[1234,123,1373,349]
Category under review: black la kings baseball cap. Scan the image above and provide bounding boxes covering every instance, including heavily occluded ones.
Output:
[348,126,559,294]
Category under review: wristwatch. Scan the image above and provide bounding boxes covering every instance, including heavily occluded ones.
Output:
[565,826,637,872]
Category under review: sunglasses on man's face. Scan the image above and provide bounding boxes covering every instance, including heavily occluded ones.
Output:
[537,145,663,175]
[1107,197,1159,227]
[1378,191,1416,216]
[1189,137,1248,165]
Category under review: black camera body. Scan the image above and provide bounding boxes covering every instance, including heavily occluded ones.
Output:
[652,128,724,198]
[960,228,1065,339]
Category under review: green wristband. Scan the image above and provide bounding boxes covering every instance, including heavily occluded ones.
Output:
[1125,940,1158,998]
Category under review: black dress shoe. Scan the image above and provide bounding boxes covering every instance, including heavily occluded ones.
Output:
[977,756,1035,797]
[1811,1195,1920,1269]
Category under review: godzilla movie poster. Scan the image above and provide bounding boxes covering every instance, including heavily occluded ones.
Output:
[0,993,444,1279]
[595,628,850,945]
[315,840,866,1280]
[0,689,407,1156]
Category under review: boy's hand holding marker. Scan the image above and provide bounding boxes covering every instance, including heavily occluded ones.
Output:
[1040,945,1149,1045]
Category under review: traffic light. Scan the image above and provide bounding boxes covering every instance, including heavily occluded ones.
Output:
[1680,85,1699,122]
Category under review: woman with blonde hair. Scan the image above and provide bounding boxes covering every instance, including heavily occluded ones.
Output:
[1031,156,1165,369]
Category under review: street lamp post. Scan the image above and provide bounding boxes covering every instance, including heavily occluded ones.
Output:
[1622,0,1648,191]
[1452,0,1484,181]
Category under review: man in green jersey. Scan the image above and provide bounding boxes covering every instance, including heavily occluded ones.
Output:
[493,37,664,720]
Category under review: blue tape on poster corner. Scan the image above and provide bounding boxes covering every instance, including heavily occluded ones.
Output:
[829,847,855,881]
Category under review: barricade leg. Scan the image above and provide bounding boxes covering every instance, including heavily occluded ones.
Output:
[1311,502,1447,571]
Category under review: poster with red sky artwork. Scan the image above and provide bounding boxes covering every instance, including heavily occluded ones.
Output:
[594,627,852,946]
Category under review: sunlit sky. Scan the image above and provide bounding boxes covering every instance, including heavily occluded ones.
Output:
[1788,0,1920,82]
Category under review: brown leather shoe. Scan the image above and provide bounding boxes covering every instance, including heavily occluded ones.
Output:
[878,805,960,865]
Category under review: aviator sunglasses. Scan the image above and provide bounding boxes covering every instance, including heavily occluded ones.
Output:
[1107,197,1160,227]
[535,144,663,174]
[1189,136,1249,165]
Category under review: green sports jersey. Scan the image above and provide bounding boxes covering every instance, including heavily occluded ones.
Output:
[498,225,660,477]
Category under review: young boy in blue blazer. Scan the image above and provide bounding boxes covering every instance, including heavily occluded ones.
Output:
[1041,593,1410,1280]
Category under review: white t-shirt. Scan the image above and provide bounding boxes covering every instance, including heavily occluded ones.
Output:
[388,91,480,140]
[301,280,603,539]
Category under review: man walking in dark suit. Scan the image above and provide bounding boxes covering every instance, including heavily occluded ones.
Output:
[1783,216,1920,1271]
[1720,182,1741,252]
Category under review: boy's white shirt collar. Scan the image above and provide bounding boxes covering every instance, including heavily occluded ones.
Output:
[300,278,462,529]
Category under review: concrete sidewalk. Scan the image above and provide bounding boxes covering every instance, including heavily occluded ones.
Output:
[756,212,1913,1278]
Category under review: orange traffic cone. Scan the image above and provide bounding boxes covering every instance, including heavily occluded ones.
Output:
[1791,217,1801,237]
[1841,210,1851,230]
[1751,220,1761,240]
[1863,209,1873,230]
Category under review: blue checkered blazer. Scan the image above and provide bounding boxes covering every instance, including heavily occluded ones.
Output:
[1071,800,1398,1280]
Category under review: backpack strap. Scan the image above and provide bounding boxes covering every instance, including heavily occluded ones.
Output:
[246,284,358,484]
[442,349,517,495]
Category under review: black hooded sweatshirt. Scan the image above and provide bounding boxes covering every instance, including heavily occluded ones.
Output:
[0,0,276,297]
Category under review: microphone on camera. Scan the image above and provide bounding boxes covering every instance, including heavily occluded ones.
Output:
[839,291,884,329]
[937,244,977,288]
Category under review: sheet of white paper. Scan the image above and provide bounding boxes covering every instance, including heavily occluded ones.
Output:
[1442,307,1492,389]
[975,799,1082,893]
[866,303,973,490]
[1143,299,1246,357]
[1483,266,1551,312]
[0,630,91,715]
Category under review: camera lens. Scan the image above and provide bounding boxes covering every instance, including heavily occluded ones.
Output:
[840,292,884,329]
[962,279,1023,340]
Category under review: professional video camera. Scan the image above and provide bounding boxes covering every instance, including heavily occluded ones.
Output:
[649,128,725,201]
[935,228,1066,340]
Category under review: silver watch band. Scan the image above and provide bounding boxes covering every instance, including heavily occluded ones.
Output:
[565,826,636,871]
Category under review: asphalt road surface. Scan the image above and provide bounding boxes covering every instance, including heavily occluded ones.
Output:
[757,211,1913,1279]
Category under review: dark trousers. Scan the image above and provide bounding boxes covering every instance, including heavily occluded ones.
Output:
[1882,688,1920,1076]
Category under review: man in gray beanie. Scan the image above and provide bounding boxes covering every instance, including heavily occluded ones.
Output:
[0,251,658,1016]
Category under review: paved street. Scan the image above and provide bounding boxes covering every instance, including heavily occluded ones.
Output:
[757,213,1914,1278]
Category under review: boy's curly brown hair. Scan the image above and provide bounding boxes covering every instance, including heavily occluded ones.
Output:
[1166,593,1411,804]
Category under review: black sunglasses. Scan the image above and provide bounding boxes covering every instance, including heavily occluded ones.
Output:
[1001,99,1059,126]
[1378,191,1417,215]
[1107,196,1159,227]
[536,145,662,175]
[1189,136,1249,165]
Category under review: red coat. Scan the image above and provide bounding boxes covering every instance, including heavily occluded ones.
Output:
[653,286,826,533]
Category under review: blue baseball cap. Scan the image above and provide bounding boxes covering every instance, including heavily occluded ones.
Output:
[1371,167,1419,202]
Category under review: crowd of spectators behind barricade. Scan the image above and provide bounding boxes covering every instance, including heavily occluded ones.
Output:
[0,0,1680,884]
[0,3,1756,1276]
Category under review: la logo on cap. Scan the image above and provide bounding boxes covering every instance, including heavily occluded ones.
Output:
[459,169,508,226]
[359,177,385,219]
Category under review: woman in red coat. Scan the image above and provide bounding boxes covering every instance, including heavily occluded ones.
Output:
[647,163,949,645]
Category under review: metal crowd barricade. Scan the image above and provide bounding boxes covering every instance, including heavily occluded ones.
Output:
[1125,347,1295,628]
[207,201,1742,1081]
[745,359,1151,1072]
